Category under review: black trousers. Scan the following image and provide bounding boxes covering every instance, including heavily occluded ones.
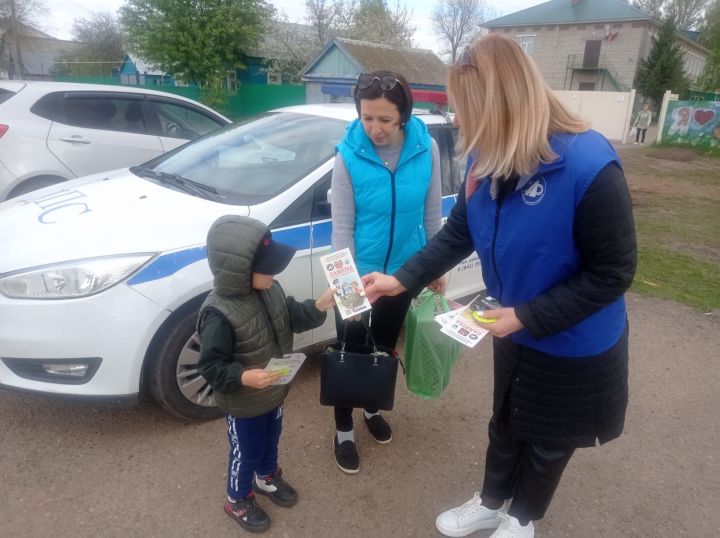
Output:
[334,292,412,431]
[481,410,574,522]
[635,127,647,143]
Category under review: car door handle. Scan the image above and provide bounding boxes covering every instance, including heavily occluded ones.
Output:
[60,136,92,144]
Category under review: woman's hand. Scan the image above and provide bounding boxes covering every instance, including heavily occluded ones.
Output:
[474,307,524,338]
[361,272,407,303]
[241,368,282,389]
[427,275,447,294]
[315,287,337,312]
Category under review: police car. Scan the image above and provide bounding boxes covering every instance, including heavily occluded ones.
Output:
[0,104,481,420]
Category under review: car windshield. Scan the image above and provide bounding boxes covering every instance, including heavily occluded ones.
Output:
[139,112,347,204]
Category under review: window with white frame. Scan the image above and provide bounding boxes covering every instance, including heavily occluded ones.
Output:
[518,35,536,55]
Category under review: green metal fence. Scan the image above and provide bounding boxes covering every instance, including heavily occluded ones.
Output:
[50,76,306,121]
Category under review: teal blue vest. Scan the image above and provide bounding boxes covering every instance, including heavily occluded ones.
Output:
[337,116,432,276]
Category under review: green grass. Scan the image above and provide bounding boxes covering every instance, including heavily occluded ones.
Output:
[633,246,720,310]
[628,156,720,311]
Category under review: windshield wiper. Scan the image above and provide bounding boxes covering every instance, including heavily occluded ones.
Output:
[131,166,219,198]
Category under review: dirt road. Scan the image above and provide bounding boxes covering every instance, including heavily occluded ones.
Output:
[1,292,718,537]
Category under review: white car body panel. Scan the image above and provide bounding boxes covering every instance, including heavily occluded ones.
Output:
[0,80,230,201]
[47,122,164,178]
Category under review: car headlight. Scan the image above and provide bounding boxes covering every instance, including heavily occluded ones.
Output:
[0,254,156,299]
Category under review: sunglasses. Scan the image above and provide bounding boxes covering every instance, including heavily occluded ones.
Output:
[356,73,400,91]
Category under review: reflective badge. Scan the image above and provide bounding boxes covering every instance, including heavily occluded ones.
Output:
[522,176,546,206]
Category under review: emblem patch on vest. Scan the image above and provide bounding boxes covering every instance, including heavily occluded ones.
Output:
[522,176,546,206]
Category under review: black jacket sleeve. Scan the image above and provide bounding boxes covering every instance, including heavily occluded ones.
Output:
[394,179,476,296]
[286,297,327,333]
[515,163,637,339]
[197,309,243,393]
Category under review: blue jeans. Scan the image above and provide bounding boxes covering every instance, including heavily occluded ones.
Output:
[226,406,283,501]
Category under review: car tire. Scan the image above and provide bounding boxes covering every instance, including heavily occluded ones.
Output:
[7,175,67,199]
[148,307,224,421]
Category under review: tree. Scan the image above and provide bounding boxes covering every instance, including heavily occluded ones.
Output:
[346,0,414,47]
[265,13,319,83]
[305,0,341,47]
[53,12,125,76]
[698,0,720,90]
[633,0,667,18]
[120,0,274,87]
[432,0,489,63]
[0,0,46,77]
[667,0,709,30]
[633,0,709,30]
[637,18,689,104]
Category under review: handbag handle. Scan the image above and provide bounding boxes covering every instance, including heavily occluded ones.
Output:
[339,316,405,374]
[340,315,379,353]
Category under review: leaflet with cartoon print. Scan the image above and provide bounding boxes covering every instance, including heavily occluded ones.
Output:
[434,295,489,348]
[319,248,373,320]
[264,353,306,385]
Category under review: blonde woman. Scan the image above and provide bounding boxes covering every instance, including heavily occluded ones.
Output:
[363,35,636,538]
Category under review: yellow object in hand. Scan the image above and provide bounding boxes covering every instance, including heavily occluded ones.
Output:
[472,311,497,324]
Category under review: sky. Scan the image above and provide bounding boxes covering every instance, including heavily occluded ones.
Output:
[40,0,547,54]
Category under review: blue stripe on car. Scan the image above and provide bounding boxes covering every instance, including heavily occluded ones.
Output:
[127,246,208,285]
[127,197,455,286]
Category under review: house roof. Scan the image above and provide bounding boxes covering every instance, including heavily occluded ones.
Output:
[483,0,656,27]
[301,38,447,87]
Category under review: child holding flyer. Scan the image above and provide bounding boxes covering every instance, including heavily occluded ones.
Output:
[197,215,335,534]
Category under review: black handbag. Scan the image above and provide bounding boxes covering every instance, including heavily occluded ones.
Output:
[320,318,403,411]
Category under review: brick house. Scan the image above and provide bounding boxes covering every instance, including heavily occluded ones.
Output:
[482,0,708,92]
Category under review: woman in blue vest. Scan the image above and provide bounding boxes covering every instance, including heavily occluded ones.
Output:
[363,36,636,538]
[330,70,443,474]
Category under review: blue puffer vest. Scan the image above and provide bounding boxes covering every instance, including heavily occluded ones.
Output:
[466,130,627,357]
[337,116,432,276]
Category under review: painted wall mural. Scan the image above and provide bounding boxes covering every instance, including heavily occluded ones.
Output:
[662,101,720,149]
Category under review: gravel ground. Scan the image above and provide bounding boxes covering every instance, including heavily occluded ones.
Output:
[1,292,719,537]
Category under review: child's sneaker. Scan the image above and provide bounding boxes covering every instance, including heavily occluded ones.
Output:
[253,467,298,507]
[224,494,270,533]
[435,492,504,537]
[364,414,392,443]
[489,513,534,538]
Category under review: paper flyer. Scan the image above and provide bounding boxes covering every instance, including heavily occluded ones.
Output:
[264,353,306,385]
[319,248,373,320]
[434,295,490,348]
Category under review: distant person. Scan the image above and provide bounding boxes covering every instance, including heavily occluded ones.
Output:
[634,103,653,145]
[329,70,444,473]
[197,215,335,534]
[363,34,637,538]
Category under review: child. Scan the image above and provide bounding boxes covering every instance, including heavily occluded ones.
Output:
[197,215,335,534]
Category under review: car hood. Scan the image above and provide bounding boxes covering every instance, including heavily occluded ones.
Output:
[0,169,249,274]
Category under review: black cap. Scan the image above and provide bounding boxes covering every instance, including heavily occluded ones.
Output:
[252,231,297,275]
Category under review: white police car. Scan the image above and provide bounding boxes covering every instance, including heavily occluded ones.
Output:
[0,104,481,420]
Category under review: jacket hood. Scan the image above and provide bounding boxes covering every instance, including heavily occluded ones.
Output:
[340,115,431,158]
[206,215,267,297]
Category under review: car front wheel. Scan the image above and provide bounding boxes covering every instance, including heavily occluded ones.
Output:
[148,307,223,421]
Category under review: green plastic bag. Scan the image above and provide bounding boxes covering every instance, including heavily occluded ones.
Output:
[404,290,461,399]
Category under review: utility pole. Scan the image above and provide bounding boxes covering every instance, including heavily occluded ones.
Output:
[9,0,26,79]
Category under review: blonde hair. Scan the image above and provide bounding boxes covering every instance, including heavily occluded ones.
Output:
[448,34,588,179]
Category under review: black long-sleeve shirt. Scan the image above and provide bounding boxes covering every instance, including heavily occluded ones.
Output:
[394,163,637,340]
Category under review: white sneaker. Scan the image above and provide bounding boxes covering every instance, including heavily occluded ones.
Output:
[435,492,504,537]
[488,513,534,538]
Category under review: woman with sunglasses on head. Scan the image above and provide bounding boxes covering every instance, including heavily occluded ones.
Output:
[330,70,444,474]
[362,35,636,537]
